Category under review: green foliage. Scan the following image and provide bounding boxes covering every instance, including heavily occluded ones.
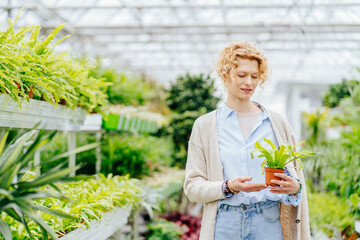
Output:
[163,73,220,167]
[302,109,329,146]
[167,73,219,114]
[0,11,110,113]
[142,167,185,214]
[89,60,169,114]
[0,129,86,240]
[303,84,360,197]
[308,191,355,238]
[101,133,174,178]
[40,132,174,178]
[332,84,360,127]
[165,109,207,168]
[146,218,182,240]
[303,81,360,237]
[1,174,143,239]
[322,79,360,108]
[250,138,315,174]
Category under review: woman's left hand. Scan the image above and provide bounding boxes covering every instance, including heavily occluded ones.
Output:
[268,173,299,195]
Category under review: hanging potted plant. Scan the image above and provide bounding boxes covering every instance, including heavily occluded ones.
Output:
[250,138,315,186]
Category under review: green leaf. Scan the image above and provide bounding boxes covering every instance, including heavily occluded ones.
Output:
[0,131,31,176]
[0,131,9,156]
[21,207,59,240]
[31,205,73,219]
[264,137,277,150]
[0,219,12,240]
[18,166,80,189]
[45,142,99,163]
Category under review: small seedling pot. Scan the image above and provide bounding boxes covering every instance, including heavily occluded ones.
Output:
[264,167,285,186]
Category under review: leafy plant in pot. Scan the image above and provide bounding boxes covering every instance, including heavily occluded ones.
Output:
[250,138,315,186]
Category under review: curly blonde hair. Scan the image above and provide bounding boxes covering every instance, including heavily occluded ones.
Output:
[215,41,269,87]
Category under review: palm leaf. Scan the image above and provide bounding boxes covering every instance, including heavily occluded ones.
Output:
[0,219,11,240]
[0,131,9,156]
[18,166,80,189]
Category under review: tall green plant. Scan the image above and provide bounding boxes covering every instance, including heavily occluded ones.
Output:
[164,73,220,167]
[166,73,219,114]
[0,129,97,240]
[0,130,71,240]
[302,109,329,146]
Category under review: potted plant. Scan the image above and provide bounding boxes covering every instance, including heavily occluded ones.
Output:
[250,138,315,186]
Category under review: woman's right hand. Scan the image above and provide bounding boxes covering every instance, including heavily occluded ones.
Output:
[228,176,267,193]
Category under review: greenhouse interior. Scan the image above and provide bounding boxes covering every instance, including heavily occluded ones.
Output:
[1,0,360,239]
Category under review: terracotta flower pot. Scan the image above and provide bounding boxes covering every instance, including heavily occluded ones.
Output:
[264,167,285,186]
[27,86,35,99]
[59,99,66,105]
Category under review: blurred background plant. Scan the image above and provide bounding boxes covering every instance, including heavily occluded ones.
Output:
[160,73,220,168]
[40,132,174,178]
[302,79,360,238]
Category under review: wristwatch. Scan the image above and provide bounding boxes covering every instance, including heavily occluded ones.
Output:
[222,180,233,198]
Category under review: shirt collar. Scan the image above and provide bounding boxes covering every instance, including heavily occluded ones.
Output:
[220,101,269,121]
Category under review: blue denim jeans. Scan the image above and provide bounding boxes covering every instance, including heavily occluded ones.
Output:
[214,200,283,240]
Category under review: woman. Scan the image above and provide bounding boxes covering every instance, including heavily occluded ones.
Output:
[184,41,310,240]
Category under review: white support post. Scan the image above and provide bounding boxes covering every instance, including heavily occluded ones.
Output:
[132,210,140,240]
[286,86,302,144]
[95,131,102,174]
[34,149,41,176]
[68,131,76,177]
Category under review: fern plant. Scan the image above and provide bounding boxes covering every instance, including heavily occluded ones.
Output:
[0,11,110,113]
[250,138,315,174]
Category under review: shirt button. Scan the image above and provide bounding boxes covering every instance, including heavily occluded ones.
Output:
[242,205,247,210]
[295,219,300,223]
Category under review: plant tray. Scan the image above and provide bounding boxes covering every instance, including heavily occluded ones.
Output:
[61,206,131,240]
[102,113,158,133]
[0,95,88,131]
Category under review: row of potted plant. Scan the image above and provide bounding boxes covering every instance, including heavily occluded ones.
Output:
[0,128,146,240]
[0,12,110,113]
[1,173,143,239]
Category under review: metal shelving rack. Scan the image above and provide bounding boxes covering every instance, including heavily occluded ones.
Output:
[0,94,131,239]
[0,94,102,176]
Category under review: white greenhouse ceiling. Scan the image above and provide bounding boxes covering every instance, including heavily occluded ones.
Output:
[2,0,360,89]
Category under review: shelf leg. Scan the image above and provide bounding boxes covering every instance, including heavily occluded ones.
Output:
[95,131,102,174]
[68,131,76,177]
[34,149,41,176]
[132,210,140,240]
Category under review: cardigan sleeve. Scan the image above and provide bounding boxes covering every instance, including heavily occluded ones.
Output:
[183,119,226,203]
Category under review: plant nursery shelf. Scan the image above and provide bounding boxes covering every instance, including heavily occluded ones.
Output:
[103,113,158,133]
[0,95,95,131]
[61,206,131,240]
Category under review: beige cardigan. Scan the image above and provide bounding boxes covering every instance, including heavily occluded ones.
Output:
[184,102,311,240]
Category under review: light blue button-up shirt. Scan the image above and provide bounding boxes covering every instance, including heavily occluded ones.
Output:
[217,102,302,207]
